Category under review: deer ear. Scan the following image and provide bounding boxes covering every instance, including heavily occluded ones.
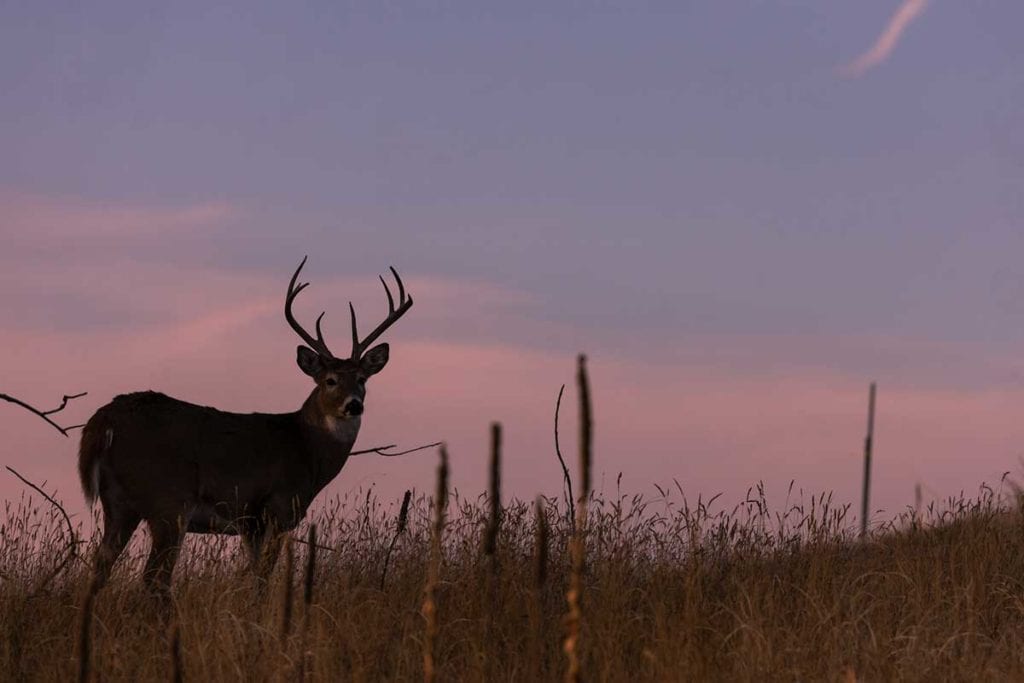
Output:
[360,343,390,376]
[296,346,324,378]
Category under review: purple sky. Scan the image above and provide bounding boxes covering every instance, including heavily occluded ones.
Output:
[3,2,1024,527]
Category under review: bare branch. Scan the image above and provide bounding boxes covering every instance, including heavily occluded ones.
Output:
[349,441,443,458]
[5,465,80,592]
[1,391,87,437]
[291,534,335,554]
[554,384,576,532]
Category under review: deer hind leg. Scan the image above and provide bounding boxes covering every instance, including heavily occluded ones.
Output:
[143,519,184,600]
[90,500,140,591]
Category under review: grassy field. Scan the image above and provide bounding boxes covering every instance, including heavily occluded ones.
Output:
[3,363,1024,681]
[2,473,1024,681]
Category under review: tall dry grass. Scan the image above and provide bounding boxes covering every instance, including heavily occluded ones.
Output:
[3,478,1024,680]
[4,361,1024,680]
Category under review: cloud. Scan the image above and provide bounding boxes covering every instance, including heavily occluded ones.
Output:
[0,190,240,237]
[840,0,930,77]
[0,190,244,265]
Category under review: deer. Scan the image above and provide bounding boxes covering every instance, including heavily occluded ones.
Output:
[77,257,413,596]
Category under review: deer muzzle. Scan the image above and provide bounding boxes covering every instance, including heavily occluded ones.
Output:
[342,397,364,417]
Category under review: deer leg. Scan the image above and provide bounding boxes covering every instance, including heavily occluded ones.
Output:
[244,524,284,584]
[143,520,184,600]
[90,502,140,591]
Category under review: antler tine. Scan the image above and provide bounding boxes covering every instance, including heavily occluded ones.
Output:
[284,257,335,359]
[349,302,359,357]
[390,266,407,303]
[379,275,396,313]
[314,311,330,351]
[349,266,414,359]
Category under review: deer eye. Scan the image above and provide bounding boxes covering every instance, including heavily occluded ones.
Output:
[325,378,338,387]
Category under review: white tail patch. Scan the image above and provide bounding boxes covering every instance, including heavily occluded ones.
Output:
[89,460,101,505]
[86,428,114,506]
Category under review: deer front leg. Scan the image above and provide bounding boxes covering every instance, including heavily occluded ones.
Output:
[243,523,284,584]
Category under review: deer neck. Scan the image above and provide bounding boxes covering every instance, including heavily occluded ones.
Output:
[299,391,361,461]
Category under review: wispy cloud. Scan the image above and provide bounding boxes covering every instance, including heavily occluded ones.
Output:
[0,190,242,251]
[841,0,930,78]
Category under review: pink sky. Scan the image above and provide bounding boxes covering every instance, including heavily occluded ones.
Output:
[3,4,1023,533]
[4,192,1024,532]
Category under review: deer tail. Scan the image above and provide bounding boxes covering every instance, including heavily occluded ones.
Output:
[78,411,113,506]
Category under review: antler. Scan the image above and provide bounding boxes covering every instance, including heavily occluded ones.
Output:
[285,256,335,359]
[349,266,414,359]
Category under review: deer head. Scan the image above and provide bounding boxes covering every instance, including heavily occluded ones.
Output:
[285,256,413,426]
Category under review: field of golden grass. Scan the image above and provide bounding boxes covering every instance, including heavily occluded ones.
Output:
[4,362,1024,681]
[2,475,1024,681]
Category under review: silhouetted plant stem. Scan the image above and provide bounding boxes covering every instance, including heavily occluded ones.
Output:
[860,382,876,538]
[423,445,449,683]
[564,354,592,683]
[554,384,576,533]
[380,490,412,591]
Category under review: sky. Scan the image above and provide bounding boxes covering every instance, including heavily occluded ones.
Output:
[2,1,1024,529]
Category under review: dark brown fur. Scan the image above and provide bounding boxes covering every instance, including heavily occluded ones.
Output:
[79,345,389,596]
[78,259,411,597]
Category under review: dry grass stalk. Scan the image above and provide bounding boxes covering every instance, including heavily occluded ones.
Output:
[860,382,877,538]
[564,353,592,683]
[298,524,318,680]
[76,576,99,683]
[576,354,592,500]
[5,466,79,595]
[169,619,183,683]
[304,525,318,609]
[483,422,502,565]
[278,534,295,646]
[530,495,550,678]
[534,496,549,589]
[422,445,449,683]
[380,490,413,591]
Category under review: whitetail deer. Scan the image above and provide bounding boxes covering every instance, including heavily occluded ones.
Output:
[77,257,413,595]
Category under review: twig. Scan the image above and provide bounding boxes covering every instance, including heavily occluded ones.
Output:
[349,441,443,457]
[0,391,87,437]
[554,384,576,533]
[292,536,336,553]
[6,465,80,592]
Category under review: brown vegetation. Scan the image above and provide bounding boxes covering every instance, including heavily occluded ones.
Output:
[4,364,1024,680]
[2,477,1024,681]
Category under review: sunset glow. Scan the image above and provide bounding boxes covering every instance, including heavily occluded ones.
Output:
[2,3,1022,530]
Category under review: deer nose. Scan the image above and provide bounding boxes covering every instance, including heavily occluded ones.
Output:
[346,399,364,416]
